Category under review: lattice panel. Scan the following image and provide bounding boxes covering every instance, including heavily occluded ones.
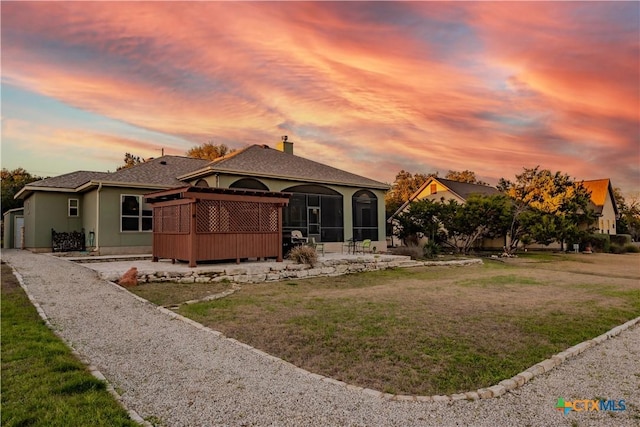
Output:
[194,200,280,233]
[261,204,279,232]
[197,200,220,233]
[224,201,261,232]
[152,205,191,233]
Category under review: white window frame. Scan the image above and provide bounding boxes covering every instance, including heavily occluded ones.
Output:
[120,194,153,232]
[68,198,79,217]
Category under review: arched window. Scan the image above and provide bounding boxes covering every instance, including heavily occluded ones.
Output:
[229,178,269,191]
[195,179,209,188]
[352,190,378,241]
[282,185,343,242]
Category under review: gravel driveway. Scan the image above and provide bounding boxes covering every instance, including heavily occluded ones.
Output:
[3,250,638,426]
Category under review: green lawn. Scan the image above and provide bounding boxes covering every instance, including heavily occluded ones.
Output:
[1,263,139,427]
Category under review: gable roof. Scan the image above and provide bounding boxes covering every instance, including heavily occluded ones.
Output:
[16,156,210,199]
[390,177,500,220]
[581,178,618,216]
[432,178,500,200]
[179,144,389,190]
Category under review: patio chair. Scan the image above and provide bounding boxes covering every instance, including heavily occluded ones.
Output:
[291,230,307,247]
[307,237,325,255]
[357,239,372,254]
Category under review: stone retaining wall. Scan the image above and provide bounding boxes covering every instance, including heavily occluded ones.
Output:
[127,257,483,284]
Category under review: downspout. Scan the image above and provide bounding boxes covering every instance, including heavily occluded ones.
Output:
[93,182,102,253]
[215,173,220,188]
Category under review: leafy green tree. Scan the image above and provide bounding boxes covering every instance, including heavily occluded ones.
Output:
[499,167,595,251]
[186,142,233,160]
[393,198,443,246]
[615,190,640,240]
[116,153,144,170]
[1,168,42,214]
[437,194,512,254]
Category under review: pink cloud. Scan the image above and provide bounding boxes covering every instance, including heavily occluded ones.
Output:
[2,2,638,193]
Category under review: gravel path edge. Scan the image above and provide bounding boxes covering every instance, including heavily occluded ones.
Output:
[7,264,153,427]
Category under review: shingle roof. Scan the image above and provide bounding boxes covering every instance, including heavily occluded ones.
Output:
[106,156,210,186]
[581,179,610,208]
[581,179,617,215]
[434,178,501,200]
[28,171,112,189]
[182,144,389,189]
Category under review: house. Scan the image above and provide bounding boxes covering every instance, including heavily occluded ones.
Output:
[392,177,500,215]
[581,179,618,235]
[388,177,502,247]
[2,207,25,249]
[11,138,389,255]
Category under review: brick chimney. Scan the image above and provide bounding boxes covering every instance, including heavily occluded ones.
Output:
[276,135,293,155]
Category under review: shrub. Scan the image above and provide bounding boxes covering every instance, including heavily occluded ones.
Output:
[583,234,610,253]
[610,244,626,254]
[423,241,440,259]
[288,245,318,267]
[624,244,640,253]
[611,234,632,246]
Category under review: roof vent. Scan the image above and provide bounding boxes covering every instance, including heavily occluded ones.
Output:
[160,161,167,165]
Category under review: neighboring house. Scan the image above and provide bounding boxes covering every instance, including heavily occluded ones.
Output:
[581,179,618,235]
[392,177,500,215]
[12,139,389,254]
[388,177,502,248]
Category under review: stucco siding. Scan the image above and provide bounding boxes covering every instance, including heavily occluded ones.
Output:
[25,193,83,250]
[96,187,154,249]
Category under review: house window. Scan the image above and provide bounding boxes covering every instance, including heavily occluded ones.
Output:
[430,183,437,194]
[68,199,79,217]
[352,190,378,241]
[121,195,153,232]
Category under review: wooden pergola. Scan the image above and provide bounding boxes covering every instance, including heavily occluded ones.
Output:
[145,186,291,267]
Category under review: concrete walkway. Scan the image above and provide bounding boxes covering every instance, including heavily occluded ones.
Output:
[3,249,639,427]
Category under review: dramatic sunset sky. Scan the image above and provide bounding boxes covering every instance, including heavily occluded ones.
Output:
[2,2,639,194]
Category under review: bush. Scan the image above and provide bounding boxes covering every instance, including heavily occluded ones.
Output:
[611,234,632,246]
[624,244,640,253]
[423,241,440,259]
[288,245,318,267]
[583,234,610,253]
[610,244,626,254]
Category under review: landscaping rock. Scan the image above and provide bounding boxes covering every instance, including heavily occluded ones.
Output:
[118,267,138,287]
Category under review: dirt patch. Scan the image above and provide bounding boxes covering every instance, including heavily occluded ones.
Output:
[1,262,21,293]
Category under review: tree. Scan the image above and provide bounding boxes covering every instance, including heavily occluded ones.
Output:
[385,170,436,219]
[117,153,144,170]
[393,198,443,246]
[437,194,512,254]
[186,142,233,160]
[445,170,488,185]
[615,189,640,240]
[1,168,42,214]
[499,167,595,252]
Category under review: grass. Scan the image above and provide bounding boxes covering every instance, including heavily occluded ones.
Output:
[1,262,138,427]
[129,280,232,306]
[140,253,638,396]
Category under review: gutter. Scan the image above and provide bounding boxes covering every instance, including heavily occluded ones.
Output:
[93,182,102,253]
